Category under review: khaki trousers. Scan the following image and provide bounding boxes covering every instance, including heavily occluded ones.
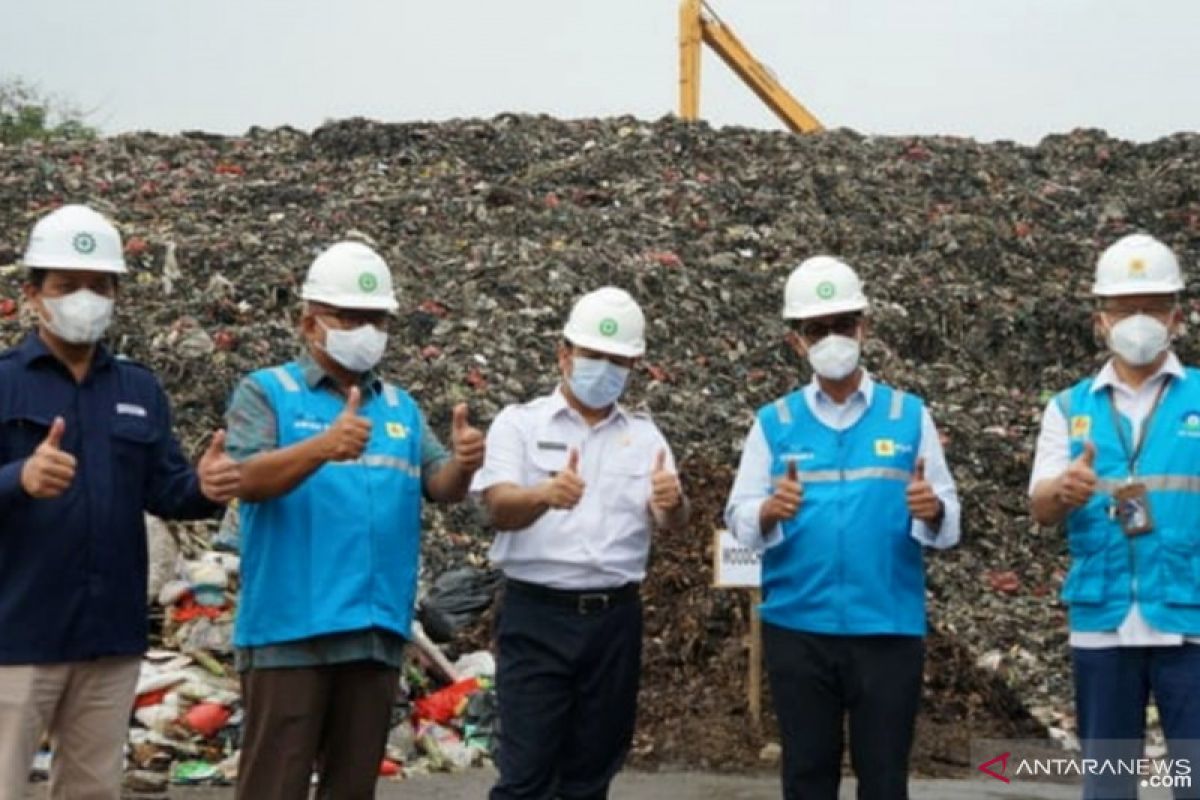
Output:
[0,657,141,800]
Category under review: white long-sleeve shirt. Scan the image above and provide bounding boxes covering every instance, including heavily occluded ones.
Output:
[724,372,961,551]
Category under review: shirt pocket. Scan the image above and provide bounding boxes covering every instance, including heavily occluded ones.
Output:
[111,413,159,481]
[599,453,652,517]
[528,446,569,483]
[1061,528,1109,605]
[0,411,56,462]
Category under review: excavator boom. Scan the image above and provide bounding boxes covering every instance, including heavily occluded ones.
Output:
[679,0,822,133]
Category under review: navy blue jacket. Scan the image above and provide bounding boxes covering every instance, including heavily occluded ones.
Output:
[0,331,219,664]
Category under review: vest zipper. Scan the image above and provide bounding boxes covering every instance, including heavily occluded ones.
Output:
[837,428,847,633]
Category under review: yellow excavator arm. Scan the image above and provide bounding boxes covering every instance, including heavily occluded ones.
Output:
[679,0,823,133]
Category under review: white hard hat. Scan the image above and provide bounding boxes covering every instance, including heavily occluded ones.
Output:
[301,241,399,311]
[23,204,127,274]
[1093,234,1184,297]
[563,286,646,357]
[783,256,868,320]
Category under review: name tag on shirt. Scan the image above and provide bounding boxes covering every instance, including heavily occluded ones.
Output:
[116,403,147,418]
[536,441,568,451]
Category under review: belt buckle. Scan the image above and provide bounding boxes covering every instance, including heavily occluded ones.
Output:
[577,593,610,614]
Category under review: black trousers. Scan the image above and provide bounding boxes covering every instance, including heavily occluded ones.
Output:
[236,660,400,800]
[763,624,925,800]
[490,581,643,800]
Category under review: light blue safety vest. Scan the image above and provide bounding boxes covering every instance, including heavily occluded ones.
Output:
[1059,368,1200,635]
[757,383,927,635]
[234,362,424,648]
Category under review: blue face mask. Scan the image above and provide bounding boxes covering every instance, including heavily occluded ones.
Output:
[569,356,630,409]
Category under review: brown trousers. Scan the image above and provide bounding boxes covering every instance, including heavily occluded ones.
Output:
[236,661,400,800]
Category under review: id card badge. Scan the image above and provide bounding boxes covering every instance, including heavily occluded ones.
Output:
[1114,482,1154,536]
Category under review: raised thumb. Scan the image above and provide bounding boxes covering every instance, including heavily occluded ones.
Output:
[1078,440,1096,468]
[654,448,666,473]
[44,417,65,449]
[913,456,926,482]
[786,458,798,483]
[566,448,580,473]
[452,403,469,431]
[207,429,227,456]
[343,385,362,415]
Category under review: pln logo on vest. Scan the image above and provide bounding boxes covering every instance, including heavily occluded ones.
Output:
[1069,415,1091,439]
[1180,411,1200,439]
[874,439,896,457]
[386,422,409,439]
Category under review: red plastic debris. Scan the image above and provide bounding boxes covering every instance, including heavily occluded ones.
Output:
[183,703,231,738]
[124,236,150,256]
[647,251,683,269]
[986,570,1021,595]
[417,299,449,318]
[413,678,480,725]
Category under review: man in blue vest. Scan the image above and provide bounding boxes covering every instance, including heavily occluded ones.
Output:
[1030,234,1200,800]
[0,204,239,799]
[225,241,485,800]
[725,256,961,800]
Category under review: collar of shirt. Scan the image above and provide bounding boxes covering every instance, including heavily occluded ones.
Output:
[804,370,874,410]
[1091,352,1183,397]
[296,349,382,395]
[547,385,630,430]
[17,329,113,374]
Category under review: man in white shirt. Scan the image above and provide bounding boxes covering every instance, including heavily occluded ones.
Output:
[1030,234,1200,800]
[725,256,960,800]
[472,287,688,800]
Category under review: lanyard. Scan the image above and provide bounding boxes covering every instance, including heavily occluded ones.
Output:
[1106,378,1170,478]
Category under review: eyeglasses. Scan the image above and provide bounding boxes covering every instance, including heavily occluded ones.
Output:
[317,310,389,329]
[1099,302,1177,321]
[796,315,861,340]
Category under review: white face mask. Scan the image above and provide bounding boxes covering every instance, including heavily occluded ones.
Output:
[318,320,388,373]
[806,334,861,380]
[1106,313,1171,367]
[41,289,114,344]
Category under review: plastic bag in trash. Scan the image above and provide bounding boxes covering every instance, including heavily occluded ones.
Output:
[417,567,501,642]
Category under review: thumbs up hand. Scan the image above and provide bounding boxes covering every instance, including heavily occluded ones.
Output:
[541,447,585,510]
[322,385,372,462]
[760,458,803,529]
[649,448,682,513]
[1057,440,1098,509]
[198,429,242,504]
[20,416,77,499]
[450,403,485,473]
[906,456,942,523]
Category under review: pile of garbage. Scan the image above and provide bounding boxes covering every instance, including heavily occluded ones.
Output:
[3,115,1200,775]
[26,514,501,789]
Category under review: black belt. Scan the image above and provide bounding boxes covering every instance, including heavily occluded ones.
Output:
[505,577,640,615]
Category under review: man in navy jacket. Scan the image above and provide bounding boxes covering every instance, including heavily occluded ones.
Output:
[0,205,240,799]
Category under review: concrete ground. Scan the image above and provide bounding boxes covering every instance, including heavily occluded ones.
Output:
[32,767,1154,799]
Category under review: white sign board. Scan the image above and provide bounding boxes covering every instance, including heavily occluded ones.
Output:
[713,528,762,588]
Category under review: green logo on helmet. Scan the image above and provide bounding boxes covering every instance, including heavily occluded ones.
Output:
[358,272,379,292]
[598,318,619,337]
[72,232,96,255]
[816,281,836,300]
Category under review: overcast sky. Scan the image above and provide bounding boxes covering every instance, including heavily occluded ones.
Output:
[5,0,1198,143]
